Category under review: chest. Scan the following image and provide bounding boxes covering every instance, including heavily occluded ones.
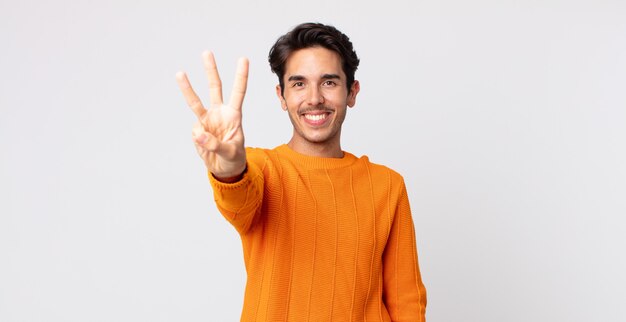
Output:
[260,167,397,257]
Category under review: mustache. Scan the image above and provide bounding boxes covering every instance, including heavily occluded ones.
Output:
[298,106,334,114]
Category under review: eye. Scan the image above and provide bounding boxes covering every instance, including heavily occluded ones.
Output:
[322,80,337,87]
[291,81,304,87]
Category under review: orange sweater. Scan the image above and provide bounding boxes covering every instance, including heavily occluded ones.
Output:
[209,145,427,321]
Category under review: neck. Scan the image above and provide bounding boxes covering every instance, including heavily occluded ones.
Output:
[287,137,344,158]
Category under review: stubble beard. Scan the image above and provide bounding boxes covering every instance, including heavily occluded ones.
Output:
[286,104,344,145]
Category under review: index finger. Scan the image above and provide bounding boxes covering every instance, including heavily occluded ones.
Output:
[176,71,207,120]
[229,57,249,111]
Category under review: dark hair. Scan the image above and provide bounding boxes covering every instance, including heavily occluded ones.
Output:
[268,22,360,95]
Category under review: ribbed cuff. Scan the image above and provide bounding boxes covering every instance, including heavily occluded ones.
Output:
[208,164,250,191]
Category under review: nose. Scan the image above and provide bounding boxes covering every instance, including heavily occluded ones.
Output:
[306,86,325,106]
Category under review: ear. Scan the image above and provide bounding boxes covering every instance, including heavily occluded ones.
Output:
[347,80,360,108]
[276,84,287,111]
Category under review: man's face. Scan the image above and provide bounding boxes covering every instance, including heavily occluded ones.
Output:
[276,46,359,149]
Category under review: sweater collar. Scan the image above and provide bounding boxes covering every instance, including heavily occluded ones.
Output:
[275,144,358,170]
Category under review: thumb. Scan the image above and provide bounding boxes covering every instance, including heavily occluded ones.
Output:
[194,133,208,145]
[193,131,220,152]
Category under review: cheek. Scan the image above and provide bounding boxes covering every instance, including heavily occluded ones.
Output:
[326,90,348,104]
[285,94,305,108]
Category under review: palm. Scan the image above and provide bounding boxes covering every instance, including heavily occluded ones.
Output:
[177,51,249,179]
[203,104,242,144]
[196,104,243,174]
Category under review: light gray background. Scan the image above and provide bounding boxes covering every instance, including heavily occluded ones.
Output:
[1,0,625,321]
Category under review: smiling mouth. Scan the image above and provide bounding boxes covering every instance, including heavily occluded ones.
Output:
[301,111,332,126]
[304,113,327,121]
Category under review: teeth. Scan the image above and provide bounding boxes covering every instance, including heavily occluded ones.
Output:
[304,114,327,121]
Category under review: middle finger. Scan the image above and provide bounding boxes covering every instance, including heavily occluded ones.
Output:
[202,51,224,107]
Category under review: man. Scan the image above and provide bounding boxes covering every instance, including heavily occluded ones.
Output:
[176,22,427,321]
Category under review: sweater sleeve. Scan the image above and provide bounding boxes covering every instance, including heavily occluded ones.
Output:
[208,159,264,235]
[382,180,427,321]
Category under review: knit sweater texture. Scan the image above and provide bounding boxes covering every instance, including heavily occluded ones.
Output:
[209,145,427,321]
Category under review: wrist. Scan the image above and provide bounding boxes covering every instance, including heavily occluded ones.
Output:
[212,164,247,183]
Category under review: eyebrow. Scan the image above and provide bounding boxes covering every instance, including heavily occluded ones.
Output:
[287,74,342,82]
[321,74,341,80]
[287,75,305,82]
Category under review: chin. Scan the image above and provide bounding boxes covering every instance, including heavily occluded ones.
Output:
[304,132,338,144]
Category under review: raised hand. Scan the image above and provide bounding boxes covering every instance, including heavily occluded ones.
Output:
[176,51,249,182]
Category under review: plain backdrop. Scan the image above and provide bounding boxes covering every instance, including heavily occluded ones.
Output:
[2,0,625,321]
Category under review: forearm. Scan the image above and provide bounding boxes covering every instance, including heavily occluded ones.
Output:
[209,160,264,234]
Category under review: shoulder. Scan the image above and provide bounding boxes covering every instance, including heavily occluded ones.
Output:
[354,154,406,187]
[244,146,291,173]
[245,146,271,155]
[245,146,273,161]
